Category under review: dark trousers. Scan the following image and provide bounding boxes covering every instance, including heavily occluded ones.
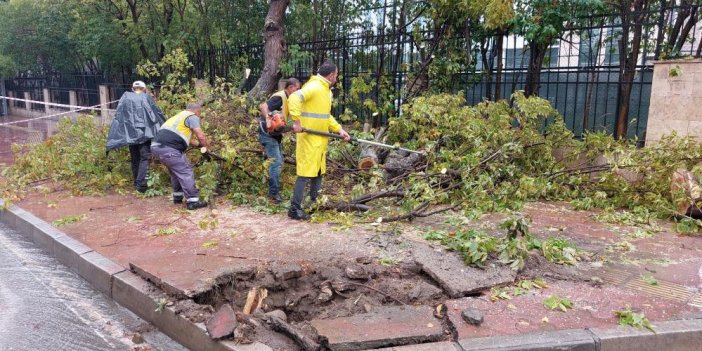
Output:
[129,141,151,189]
[151,145,200,201]
[290,175,322,211]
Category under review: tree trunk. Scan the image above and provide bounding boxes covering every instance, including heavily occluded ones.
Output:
[249,0,290,100]
[358,125,386,169]
[494,33,504,100]
[524,42,548,97]
[583,21,605,131]
[674,8,698,54]
[615,0,647,139]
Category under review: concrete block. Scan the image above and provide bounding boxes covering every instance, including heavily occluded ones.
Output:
[11,207,37,236]
[312,305,445,351]
[0,204,19,229]
[368,341,461,351]
[112,271,163,322]
[112,271,233,351]
[31,221,66,254]
[75,251,125,297]
[591,319,702,351]
[458,329,596,351]
[54,234,93,269]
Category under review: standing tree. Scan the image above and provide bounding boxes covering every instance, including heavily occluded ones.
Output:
[609,0,652,139]
[249,0,291,100]
[513,0,602,97]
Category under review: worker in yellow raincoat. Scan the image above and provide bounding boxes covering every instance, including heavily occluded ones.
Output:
[288,62,351,220]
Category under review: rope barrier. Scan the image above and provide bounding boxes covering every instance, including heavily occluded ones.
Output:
[0,95,118,112]
[0,97,120,126]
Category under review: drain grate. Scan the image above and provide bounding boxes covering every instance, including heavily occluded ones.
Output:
[623,278,693,303]
[600,268,632,286]
[688,293,702,307]
[601,268,697,304]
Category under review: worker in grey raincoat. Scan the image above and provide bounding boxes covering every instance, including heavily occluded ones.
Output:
[106,81,166,193]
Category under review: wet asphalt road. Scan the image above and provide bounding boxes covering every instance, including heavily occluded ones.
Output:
[0,222,188,351]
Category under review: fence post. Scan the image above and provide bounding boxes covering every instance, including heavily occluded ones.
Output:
[0,80,6,116]
[99,85,109,122]
[69,90,77,110]
[8,91,13,109]
[43,88,50,113]
[24,91,31,112]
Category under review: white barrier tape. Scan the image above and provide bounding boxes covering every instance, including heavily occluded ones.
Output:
[0,99,120,127]
[0,95,117,112]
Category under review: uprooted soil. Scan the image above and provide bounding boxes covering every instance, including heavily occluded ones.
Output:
[191,257,447,322]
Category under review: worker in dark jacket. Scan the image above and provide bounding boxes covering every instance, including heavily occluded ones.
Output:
[258,78,301,203]
[106,81,166,193]
[150,103,209,210]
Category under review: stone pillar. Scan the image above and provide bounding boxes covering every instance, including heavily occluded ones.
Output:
[99,85,109,122]
[0,81,6,116]
[646,59,702,145]
[43,88,50,113]
[24,91,31,111]
[69,90,78,110]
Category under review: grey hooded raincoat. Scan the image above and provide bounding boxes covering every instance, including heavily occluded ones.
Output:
[106,92,166,151]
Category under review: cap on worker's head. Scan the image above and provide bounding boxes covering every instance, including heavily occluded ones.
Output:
[132,80,147,89]
[187,102,203,111]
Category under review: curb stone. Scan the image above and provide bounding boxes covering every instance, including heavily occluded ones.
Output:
[4,201,702,351]
[0,202,260,351]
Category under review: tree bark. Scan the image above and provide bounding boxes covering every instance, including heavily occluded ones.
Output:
[615,0,648,139]
[249,0,290,100]
[524,41,549,97]
[494,33,504,100]
[674,8,698,54]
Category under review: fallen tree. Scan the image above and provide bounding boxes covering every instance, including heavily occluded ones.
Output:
[4,50,702,234]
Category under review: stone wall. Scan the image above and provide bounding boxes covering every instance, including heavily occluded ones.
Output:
[646,59,702,144]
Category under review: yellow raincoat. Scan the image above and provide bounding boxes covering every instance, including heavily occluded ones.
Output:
[288,75,342,177]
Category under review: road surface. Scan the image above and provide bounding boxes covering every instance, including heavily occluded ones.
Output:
[0,222,188,351]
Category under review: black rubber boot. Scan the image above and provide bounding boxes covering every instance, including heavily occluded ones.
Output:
[287,207,310,220]
[173,195,183,204]
[186,200,208,210]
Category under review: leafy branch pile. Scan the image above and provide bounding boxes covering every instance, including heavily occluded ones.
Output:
[425,217,581,271]
[4,50,702,233]
[318,90,702,230]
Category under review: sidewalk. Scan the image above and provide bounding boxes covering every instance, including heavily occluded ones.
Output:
[6,187,702,350]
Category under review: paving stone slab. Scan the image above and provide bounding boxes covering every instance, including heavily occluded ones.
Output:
[413,244,516,297]
[458,329,596,351]
[366,341,460,351]
[312,305,445,351]
[130,258,257,298]
[590,319,702,351]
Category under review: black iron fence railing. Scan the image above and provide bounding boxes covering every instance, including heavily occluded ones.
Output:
[3,4,701,140]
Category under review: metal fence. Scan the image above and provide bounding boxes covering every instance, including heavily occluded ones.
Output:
[192,3,701,140]
[2,3,701,140]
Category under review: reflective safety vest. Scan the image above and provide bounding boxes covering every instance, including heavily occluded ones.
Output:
[160,110,195,145]
[270,90,289,118]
